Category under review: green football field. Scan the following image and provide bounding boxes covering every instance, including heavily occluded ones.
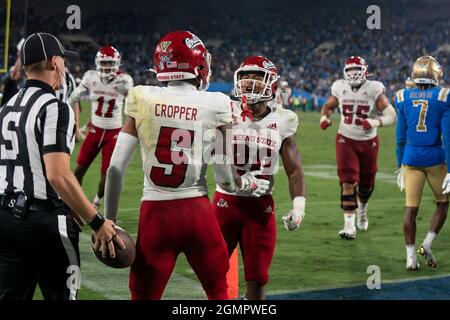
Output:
[37,108,450,300]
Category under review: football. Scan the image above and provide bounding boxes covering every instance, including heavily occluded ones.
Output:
[91,226,136,269]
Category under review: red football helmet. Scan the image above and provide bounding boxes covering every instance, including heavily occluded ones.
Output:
[343,56,368,86]
[153,30,211,91]
[234,56,280,104]
[95,45,121,82]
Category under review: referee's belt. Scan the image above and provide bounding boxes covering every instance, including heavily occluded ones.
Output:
[0,194,66,212]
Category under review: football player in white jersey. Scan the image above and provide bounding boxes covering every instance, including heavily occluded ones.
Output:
[320,56,396,239]
[68,45,133,209]
[102,31,268,300]
[213,56,306,300]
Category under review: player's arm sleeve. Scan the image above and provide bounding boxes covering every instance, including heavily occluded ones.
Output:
[213,129,237,193]
[213,97,237,192]
[104,132,139,221]
[41,100,75,155]
[283,111,299,139]
[378,103,396,127]
[68,74,89,108]
[330,80,340,100]
[441,106,450,173]
[215,95,233,127]
[116,75,135,96]
[374,81,386,101]
[395,100,407,168]
[125,76,134,94]
[124,86,139,119]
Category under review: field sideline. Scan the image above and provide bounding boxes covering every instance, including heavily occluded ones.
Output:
[37,108,450,300]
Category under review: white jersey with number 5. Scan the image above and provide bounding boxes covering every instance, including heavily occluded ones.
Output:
[331,79,385,141]
[125,81,232,201]
[69,70,133,129]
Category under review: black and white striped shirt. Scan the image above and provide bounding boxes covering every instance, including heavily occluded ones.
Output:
[0,79,75,200]
[56,70,77,104]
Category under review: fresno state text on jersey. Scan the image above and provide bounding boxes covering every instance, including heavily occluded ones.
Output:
[331,79,385,141]
[69,70,134,129]
[217,102,298,197]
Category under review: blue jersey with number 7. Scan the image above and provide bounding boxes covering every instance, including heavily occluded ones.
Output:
[395,87,450,171]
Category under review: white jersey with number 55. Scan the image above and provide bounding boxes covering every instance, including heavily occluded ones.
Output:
[69,70,134,129]
[331,79,385,141]
[125,82,232,201]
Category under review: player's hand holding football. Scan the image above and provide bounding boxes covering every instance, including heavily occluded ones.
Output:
[282,196,305,231]
[442,173,450,194]
[319,115,332,130]
[240,170,270,197]
[92,218,126,259]
[395,166,405,192]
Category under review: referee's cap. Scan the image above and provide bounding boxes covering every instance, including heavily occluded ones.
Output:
[20,33,65,66]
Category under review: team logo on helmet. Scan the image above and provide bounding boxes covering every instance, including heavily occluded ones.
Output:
[160,41,172,52]
[263,60,276,70]
[185,35,203,49]
[357,57,366,65]
[161,55,171,63]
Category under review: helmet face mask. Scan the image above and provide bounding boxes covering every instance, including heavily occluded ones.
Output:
[195,51,212,91]
[95,46,121,82]
[96,60,119,81]
[235,70,277,104]
[343,56,368,86]
[234,56,279,104]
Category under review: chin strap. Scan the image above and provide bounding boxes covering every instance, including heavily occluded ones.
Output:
[100,75,115,84]
[240,96,254,121]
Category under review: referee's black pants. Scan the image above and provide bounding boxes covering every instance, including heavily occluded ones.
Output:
[0,206,80,300]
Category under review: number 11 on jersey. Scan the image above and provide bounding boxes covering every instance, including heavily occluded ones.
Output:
[95,96,116,118]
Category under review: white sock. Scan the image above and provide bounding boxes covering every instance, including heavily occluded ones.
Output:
[406,245,415,259]
[358,202,368,212]
[93,194,103,204]
[423,231,437,249]
[344,213,355,228]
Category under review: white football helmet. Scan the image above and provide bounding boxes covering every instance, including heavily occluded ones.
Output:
[95,45,121,82]
[343,56,368,86]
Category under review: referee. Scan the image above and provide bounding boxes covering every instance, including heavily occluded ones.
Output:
[0,33,124,300]
[56,67,77,104]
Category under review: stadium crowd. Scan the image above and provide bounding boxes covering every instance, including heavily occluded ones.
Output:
[3,0,450,105]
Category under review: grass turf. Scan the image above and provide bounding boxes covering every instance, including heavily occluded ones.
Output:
[35,107,450,299]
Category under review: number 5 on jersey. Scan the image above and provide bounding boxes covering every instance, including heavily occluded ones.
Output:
[150,127,195,188]
[343,104,370,126]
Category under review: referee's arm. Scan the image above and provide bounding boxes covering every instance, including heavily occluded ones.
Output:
[42,101,125,257]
